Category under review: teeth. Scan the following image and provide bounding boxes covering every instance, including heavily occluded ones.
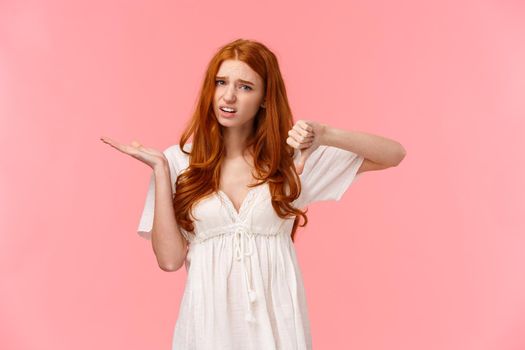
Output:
[220,107,235,112]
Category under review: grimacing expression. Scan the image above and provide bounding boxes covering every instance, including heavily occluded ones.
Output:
[213,59,265,129]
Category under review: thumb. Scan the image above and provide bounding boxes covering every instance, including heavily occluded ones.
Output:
[295,147,313,175]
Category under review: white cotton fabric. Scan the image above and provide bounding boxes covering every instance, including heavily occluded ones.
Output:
[137,143,364,350]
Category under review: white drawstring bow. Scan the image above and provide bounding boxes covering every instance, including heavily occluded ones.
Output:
[233,224,257,323]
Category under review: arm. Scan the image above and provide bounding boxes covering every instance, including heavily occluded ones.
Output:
[151,161,187,272]
[319,124,407,173]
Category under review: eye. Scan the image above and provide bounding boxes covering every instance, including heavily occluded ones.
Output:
[241,85,252,91]
[215,79,225,85]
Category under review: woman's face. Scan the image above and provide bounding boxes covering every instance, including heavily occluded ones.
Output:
[213,59,265,129]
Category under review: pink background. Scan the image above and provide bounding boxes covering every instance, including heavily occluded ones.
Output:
[1,0,524,349]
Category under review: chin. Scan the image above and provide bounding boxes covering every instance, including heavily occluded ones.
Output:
[217,118,241,127]
[217,116,254,129]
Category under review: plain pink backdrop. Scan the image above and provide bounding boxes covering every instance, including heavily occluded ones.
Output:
[1,0,524,349]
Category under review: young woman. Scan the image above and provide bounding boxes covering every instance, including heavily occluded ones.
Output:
[101,38,405,350]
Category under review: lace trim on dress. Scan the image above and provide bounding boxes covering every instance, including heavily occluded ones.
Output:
[187,224,285,244]
[217,183,266,222]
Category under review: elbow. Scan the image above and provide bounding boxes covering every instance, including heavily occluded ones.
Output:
[157,252,186,272]
[393,145,407,166]
[151,231,188,272]
[158,259,184,272]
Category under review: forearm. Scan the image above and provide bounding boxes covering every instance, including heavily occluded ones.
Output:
[319,124,406,166]
[151,162,187,271]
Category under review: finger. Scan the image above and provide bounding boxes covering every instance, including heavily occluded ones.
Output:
[288,128,313,143]
[101,137,134,154]
[288,129,302,142]
[295,161,304,175]
[101,137,124,150]
[110,142,132,154]
[298,149,311,167]
[286,136,303,149]
[297,120,313,133]
[288,136,312,151]
[301,138,314,147]
[102,138,141,156]
[131,140,143,148]
[295,146,314,175]
[293,125,312,138]
[295,135,314,148]
[100,136,119,145]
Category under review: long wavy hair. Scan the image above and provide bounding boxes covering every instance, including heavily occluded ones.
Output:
[173,38,308,242]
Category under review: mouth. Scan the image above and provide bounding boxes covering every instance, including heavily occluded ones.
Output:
[218,106,237,117]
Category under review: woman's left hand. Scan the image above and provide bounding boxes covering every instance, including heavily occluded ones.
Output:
[287,120,326,175]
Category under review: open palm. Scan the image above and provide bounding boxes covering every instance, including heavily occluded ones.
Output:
[100,137,167,169]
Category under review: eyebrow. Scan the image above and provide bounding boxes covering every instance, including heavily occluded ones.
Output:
[215,76,255,86]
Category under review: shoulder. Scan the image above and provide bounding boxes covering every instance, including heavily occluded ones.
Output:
[292,144,326,162]
[294,145,346,168]
[163,143,192,169]
[163,143,192,158]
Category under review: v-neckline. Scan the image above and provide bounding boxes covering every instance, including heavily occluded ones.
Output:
[217,183,264,217]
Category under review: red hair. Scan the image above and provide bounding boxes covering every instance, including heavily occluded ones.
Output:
[174,38,308,242]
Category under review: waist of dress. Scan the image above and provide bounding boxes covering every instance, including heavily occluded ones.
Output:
[186,223,287,244]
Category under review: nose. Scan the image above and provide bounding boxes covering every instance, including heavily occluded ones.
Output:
[223,84,236,102]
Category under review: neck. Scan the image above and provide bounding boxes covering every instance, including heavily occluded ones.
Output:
[222,122,254,159]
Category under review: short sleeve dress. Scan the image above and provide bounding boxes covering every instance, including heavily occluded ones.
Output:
[137,143,364,350]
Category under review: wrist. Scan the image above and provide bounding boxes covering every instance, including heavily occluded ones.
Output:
[318,123,330,146]
[153,160,170,176]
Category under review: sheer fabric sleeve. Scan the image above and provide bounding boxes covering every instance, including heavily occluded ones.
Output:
[295,145,365,208]
[136,145,180,240]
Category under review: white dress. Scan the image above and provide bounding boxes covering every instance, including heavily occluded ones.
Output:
[137,143,364,350]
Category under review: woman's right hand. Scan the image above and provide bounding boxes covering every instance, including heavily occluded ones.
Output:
[100,136,167,170]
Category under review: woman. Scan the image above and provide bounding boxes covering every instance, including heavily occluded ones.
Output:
[101,38,405,350]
